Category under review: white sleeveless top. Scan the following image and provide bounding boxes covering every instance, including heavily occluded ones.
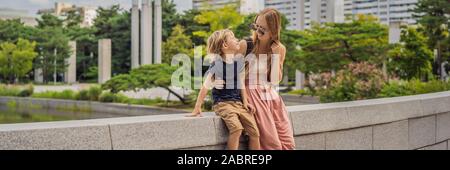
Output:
[246,55,270,86]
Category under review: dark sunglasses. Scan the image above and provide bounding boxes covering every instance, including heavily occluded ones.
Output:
[249,23,266,36]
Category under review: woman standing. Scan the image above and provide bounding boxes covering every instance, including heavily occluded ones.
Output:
[238,8,295,150]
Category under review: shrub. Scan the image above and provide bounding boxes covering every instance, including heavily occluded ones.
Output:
[99,92,116,103]
[88,85,102,101]
[75,90,89,101]
[379,79,450,98]
[114,93,130,103]
[319,62,385,103]
[17,84,34,97]
[287,88,314,96]
[0,84,21,96]
[32,90,75,100]
[59,90,75,99]
[378,80,414,98]
[98,92,129,103]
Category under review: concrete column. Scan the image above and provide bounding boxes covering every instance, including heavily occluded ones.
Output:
[388,21,406,80]
[154,0,162,64]
[64,41,77,84]
[309,0,321,24]
[298,0,305,30]
[34,68,43,83]
[326,0,345,23]
[131,0,140,68]
[141,0,153,65]
[389,21,404,44]
[295,70,305,90]
[98,39,111,84]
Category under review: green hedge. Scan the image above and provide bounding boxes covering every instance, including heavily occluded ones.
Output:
[378,79,450,98]
[0,84,34,97]
[31,86,103,101]
[31,89,76,100]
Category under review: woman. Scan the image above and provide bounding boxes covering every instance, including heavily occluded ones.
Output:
[238,8,295,150]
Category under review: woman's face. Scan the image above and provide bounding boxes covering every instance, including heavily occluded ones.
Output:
[255,15,271,41]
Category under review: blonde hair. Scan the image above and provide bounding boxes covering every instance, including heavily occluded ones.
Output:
[207,29,233,61]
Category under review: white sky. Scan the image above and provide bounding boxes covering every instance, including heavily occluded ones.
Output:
[0,0,193,16]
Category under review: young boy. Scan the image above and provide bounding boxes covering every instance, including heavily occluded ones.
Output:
[186,29,260,150]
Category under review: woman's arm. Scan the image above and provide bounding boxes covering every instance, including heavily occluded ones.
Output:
[237,40,248,56]
[270,42,286,85]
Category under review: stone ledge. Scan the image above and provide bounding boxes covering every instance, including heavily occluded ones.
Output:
[289,91,450,135]
[1,91,450,150]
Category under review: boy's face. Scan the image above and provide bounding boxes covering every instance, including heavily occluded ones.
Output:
[223,32,240,53]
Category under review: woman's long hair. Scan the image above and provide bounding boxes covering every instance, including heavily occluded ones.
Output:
[246,8,282,82]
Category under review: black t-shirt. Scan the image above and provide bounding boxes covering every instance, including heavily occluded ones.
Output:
[207,59,244,104]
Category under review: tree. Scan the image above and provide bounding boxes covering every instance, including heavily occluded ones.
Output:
[102,64,188,104]
[413,0,450,76]
[162,0,180,41]
[33,12,74,84]
[233,13,256,39]
[298,14,389,73]
[33,27,72,83]
[94,5,131,76]
[0,19,36,44]
[0,39,38,84]
[162,25,193,64]
[0,19,26,81]
[178,9,209,46]
[281,29,303,79]
[66,26,97,82]
[93,5,121,32]
[101,74,138,93]
[193,5,244,42]
[64,10,83,28]
[37,13,64,28]
[388,26,434,80]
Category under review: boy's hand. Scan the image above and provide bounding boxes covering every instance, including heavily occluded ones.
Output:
[244,103,256,114]
[186,107,202,117]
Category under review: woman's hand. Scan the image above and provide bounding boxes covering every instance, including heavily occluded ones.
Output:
[271,41,282,54]
[213,79,225,89]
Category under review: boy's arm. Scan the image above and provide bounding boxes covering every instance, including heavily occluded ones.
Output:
[186,73,214,117]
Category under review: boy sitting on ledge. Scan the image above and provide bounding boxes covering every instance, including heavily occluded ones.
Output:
[186,29,260,150]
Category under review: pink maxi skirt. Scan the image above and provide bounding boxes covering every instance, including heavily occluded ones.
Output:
[246,85,296,150]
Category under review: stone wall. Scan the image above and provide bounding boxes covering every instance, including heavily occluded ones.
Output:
[1,91,450,150]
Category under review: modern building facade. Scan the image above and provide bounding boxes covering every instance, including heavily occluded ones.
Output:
[192,0,264,14]
[177,0,418,30]
[348,0,418,25]
[267,0,418,30]
[37,2,97,27]
[264,0,304,30]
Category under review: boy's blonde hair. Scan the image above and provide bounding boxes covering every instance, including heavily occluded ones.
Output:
[206,29,233,60]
